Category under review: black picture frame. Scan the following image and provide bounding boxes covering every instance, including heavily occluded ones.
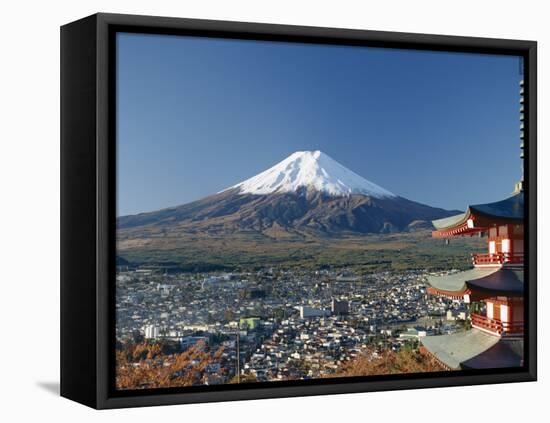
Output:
[61,12,537,409]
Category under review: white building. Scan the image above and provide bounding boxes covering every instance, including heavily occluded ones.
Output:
[298,306,330,319]
[144,324,160,339]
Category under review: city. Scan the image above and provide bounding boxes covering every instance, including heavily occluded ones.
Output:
[115,267,468,387]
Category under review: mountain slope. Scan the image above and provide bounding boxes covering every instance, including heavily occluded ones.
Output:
[118,151,458,239]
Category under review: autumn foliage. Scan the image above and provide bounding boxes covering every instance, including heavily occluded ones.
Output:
[116,341,224,390]
[329,348,446,378]
[116,340,445,389]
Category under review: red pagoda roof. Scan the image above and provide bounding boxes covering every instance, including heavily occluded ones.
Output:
[431,192,524,238]
[427,268,495,299]
[426,268,523,301]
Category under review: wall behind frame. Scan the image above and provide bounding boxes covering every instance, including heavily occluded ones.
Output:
[0,0,547,422]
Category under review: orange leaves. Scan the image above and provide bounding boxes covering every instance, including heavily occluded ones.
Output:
[116,341,225,390]
[330,348,446,378]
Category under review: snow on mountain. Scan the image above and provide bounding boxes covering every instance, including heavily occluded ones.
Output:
[225,150,396,198]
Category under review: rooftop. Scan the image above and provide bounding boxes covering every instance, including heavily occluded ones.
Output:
[432,192,524,237]
[466,269,524,298]
[420,329,522,369]
[427,268,500,295]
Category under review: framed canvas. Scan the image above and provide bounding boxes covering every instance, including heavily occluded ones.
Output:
[60,13,537,409]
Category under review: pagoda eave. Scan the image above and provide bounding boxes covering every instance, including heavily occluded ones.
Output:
[420,329,523,370]
[427,268,523,302]
[426,268,500,297]
[431,193,524,238]
[427,286,468,300]
[432,224,483,238]
[431,213,522,238]
[465,269,524,300]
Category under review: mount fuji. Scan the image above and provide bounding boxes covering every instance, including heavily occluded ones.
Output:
[117,151,458,237]
[224,150,396,198]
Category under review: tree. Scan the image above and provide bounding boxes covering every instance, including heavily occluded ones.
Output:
[116,340,225,390]
[327,347,445,378]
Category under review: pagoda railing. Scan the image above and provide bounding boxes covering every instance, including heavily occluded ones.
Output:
[472,252,524,266]
[471,313,524,336]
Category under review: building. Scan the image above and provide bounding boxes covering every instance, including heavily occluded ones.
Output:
[399,328,427,340]
[144,324,160,339]
[250,288,267,299]
[420,79,525,370]
[180,335,209,350]
[422,193,525,369]
[331,298,349,315]
[239,317,261,330]
[446,310,468,321]
[298,306,330,319]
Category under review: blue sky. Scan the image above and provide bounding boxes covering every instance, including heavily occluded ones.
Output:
[117,32,522,216]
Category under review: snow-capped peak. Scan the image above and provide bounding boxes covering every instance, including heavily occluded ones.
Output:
[225,150,396,198]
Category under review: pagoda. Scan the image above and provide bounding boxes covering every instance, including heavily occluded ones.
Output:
[420,80,525,370]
